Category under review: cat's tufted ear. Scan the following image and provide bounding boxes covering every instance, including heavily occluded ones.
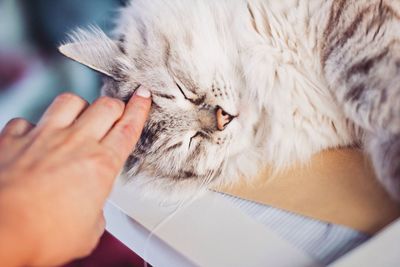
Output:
[59,27,123,77]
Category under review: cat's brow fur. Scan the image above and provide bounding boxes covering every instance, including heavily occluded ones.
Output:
[60,0,400,201]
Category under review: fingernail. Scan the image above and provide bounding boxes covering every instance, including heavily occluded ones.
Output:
[135,86,151,98]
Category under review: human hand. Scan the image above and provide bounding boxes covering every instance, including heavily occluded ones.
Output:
[0,88,151,267]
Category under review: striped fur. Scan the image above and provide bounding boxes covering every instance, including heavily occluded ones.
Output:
[322,0,400,200]
[60,0,400,201]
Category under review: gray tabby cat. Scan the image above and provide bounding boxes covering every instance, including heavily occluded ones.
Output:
[59,0,400,200]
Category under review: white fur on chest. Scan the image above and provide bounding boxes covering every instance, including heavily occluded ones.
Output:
[241,0,357,167]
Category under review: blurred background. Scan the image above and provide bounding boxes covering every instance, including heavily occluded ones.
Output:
[0,0,128,128]
[0,0,147,266]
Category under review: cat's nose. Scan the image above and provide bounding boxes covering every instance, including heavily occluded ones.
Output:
[216,107,235,131]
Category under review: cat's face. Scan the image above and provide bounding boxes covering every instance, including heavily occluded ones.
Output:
[59,0,259,194]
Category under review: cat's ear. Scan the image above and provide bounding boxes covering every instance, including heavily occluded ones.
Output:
[59,27,123,77]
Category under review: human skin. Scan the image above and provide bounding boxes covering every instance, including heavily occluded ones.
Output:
[0,87,151,267]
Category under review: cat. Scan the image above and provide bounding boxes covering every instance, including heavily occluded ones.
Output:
[59,0,400,201]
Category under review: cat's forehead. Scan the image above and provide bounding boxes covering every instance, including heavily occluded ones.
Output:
[117,0,239,73]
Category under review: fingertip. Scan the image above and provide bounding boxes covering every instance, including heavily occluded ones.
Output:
[134,86,152,99]
[38,92,89,129]
[2,118,34,137]
[127,88,152,115]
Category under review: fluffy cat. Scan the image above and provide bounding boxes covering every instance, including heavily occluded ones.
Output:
[59,0,400,201]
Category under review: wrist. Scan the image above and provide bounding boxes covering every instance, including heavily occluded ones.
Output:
[0,227,28,267]
[0,187,35,267]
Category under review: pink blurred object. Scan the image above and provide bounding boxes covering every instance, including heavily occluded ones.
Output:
[62,231,148,267]
[0,51,28,90]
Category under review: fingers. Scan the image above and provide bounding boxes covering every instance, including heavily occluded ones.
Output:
[73,96,125,140]
[38,93,88,129]
[101,87,151,167]
[1,118,34,137]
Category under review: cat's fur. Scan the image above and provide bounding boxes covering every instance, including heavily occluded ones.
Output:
[59,0,400,201]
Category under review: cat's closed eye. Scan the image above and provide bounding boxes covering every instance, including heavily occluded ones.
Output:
[176,82,192,101]
[175,79,205,105]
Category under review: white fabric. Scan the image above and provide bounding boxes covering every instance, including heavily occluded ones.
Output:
[222,194,370,265]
